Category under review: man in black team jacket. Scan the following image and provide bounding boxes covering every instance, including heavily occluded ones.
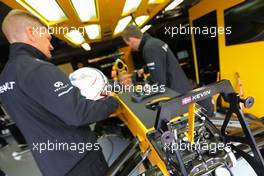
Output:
[122,25,214,115]
[122,25,193,94]
[0,10,118,176]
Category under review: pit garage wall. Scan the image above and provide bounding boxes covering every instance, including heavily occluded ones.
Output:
[189,0,264,117]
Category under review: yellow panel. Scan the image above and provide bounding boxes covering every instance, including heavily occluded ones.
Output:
[115,94,170,175]
[189,0,264,117]
[187,104,195,144]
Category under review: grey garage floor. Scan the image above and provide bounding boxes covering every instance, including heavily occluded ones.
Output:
[0,134,131,176]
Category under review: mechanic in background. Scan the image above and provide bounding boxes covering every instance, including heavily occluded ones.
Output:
[122,25,213,116]
[1,9,118,176]
[122,25,193,94]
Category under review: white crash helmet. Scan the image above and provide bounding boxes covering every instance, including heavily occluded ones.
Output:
[69,67,108,100]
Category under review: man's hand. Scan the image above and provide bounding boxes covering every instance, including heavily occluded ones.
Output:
[119,73,132,86]
[137,68,145,78]
[100,90,112,97]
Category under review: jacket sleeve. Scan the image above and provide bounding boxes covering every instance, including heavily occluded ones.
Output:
[19,63,119,127]
[143,44,167,86]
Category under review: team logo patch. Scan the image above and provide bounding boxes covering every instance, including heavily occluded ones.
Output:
[54,81,64,88]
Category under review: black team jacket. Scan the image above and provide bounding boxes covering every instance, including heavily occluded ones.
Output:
[139,33,193,94]
[139,33,214,116]
[0,43,119,176]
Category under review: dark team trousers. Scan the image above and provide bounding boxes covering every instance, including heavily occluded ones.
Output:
[66,151,108,176]
[0,169,5,176]
[0,137,7,147]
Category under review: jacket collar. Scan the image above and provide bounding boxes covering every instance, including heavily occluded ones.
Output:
[9,42,47,60]
[138,33,151,51]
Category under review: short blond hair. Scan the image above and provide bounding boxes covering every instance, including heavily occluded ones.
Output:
[2,9,46,43]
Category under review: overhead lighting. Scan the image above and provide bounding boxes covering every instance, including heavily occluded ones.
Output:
[165,0,184,11]
[71,0,98,22]
[135,15,149,26]
[85,24,101,39]
[141,25,152,33]
[148,0,167,4]
[122,0,142,16]
[81,43,91,51]
[17,0,67,23]
[65,30,85,45]
[114,16,132,35]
